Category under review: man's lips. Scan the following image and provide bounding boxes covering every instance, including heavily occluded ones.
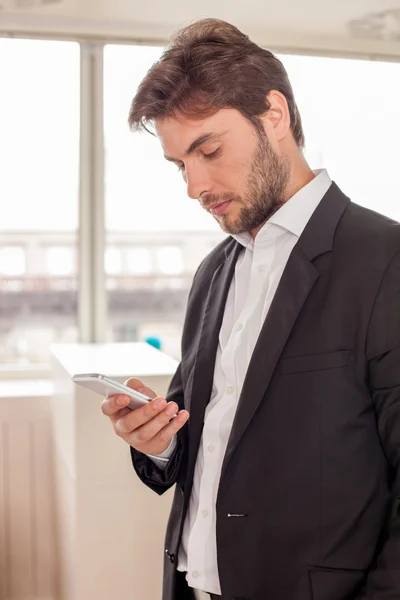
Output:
[209,200,232,216]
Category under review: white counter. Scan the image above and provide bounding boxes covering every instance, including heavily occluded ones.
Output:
[52,341,179,379]
[51,342,178,600]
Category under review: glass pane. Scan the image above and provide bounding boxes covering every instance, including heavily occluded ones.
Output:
[278,54,400,221]
[104,45,400,359]
[104,45,224,358]
[0,39,80,367]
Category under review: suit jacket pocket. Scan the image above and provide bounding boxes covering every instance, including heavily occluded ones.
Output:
[308,566,367,600]
[281,350,351,374]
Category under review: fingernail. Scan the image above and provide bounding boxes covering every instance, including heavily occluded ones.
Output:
[166,402,177,415]
[117,396,128,406]
[154,398,166,409]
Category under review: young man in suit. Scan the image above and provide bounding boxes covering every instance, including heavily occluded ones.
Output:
[101,18,400,600]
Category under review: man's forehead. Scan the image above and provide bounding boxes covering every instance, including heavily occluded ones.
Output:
[156,111,219,139]
[155,108,240,154]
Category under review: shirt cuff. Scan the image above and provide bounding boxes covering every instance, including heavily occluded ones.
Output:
[146,435,177,467]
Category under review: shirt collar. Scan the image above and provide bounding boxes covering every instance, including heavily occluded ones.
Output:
[233,169,332,250]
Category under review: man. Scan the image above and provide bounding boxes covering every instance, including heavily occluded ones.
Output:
[101,18,400,600]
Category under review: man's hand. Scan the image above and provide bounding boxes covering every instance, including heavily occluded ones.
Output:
[101,377,189,456]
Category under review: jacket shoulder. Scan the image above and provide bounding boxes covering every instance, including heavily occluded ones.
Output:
[341,200,400,262]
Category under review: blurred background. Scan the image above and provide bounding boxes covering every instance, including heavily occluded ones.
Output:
[0,1,400,599]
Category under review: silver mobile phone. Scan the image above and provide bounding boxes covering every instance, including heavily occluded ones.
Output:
[71,373,152,410]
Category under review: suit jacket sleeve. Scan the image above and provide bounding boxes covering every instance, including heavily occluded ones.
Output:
[364,249,400,597]
[130,362,187,496]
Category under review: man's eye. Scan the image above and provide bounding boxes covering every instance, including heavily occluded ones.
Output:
[203,148,221,160]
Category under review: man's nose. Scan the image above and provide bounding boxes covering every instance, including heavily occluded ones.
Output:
[185,164,211,200]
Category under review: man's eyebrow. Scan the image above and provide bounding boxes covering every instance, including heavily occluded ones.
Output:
[164,131,226,162]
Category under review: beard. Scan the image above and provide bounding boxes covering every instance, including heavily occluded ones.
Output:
[202,131,291,235]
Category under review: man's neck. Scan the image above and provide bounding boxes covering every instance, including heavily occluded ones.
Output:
[285,163,316,204]
[250,161,316,239]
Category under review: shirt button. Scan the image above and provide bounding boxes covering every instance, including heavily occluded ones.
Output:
[236,323,243,331]
[192,571,200,579]
[207,444,215,452]
[226,386,234,395]
[258,264,265,272]
[202,509,209,518]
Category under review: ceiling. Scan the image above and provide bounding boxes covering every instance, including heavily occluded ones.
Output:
[1,0,400,58]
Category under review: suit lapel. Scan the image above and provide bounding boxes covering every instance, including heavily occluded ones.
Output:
[220,246,319,481]
[220,182,350,482]
[187,240,242,476]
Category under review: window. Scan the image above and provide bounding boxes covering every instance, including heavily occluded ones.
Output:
[105,247,122,275]
[0,38,80,366]
[126,248,153,275]
[0,247,26,276]
[103,45,400,359]
[157,247,184,275]
[103,44,224,358]
[278,54,400,221]
[45,247,75,276]
[2,36,400,371]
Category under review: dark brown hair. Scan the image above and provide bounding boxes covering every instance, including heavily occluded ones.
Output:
[128,18,305,148]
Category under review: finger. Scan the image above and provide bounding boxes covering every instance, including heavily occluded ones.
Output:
[114,395,168,435]
[150,410,190,447]
[101,395,127,417]
[101,389,152,418]
[102,378,156,418]
[125,401,180,444]
[101,396,131,419]
[123,377,157,400]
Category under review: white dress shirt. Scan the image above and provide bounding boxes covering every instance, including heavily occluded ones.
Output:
[148,169,332,595]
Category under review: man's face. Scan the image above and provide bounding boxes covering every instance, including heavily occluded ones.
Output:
[156,108,290,236]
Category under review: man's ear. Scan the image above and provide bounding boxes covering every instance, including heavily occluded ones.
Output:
[260,90,291,143]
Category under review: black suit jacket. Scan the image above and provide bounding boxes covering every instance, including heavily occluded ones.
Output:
[131,183,400,600]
